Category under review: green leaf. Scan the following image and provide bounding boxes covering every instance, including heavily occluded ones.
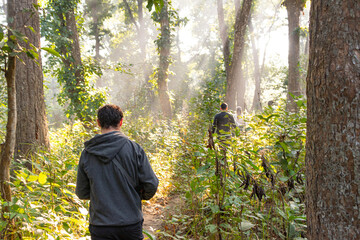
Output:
[27,26,36,33]
[279,142,290,153]
[296,100,304,107]
[0,29,4,42]
[41,47,61,58]
[279,176,289,182]
[146,0,154,11]
[26,51,35,59]
[142,230,154,240]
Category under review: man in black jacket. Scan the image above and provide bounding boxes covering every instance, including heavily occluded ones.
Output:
[76,104,159,240]
[212,102,237,149]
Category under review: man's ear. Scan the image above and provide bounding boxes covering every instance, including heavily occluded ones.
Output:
[119,118,123,128]
[97,119,101,128]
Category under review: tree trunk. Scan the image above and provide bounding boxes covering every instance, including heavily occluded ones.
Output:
[10,0,49,162]
[0,47,16,204]
[94,16,100,60]
[236,60,246,111]
[305,0,360,239]
[284,0,303,112]
[60,6,86,120]
[249,20,261,112]
[157,0,172,118]
[216,0,231,77]
[0,4,17,235]
[225,0,253,110]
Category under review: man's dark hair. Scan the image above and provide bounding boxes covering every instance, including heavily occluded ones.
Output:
[97,104,124,129]
[220,102,228,110]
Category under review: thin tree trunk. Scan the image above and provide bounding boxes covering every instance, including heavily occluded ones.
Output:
[10,0,49,164]
[305,0,360,239]
[284,0,303,112]
[0,2,17,230]
[216,0,231,77]
[249,20,261,112]
[0,51,16,203]
[225,0,253,110]
[157,0,172,118]
[62,7,86,120]
[94,16,100,60]
[236,60,246,111]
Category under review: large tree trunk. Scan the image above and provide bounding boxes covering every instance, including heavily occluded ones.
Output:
[157,0,172,118]
[225,0,253,110]
[284,0,304,112]
[10,0,49,162]
[305,0,360,239]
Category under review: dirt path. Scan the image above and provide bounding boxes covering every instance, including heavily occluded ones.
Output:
[143,195,181,239]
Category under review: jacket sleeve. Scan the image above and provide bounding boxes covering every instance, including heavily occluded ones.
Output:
[75,151,90,200]
[137,146,159,200]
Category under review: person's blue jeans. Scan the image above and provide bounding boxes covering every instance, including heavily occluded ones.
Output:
[89,221,144,240]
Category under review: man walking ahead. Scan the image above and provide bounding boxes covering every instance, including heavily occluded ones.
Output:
[212,102,236,141]
[76,104,159,240]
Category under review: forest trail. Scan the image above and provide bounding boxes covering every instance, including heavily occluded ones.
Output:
[143,194,182,239]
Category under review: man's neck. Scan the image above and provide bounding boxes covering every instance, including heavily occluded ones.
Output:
[101,127,120,134]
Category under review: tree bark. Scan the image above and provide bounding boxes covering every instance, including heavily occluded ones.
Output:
[305,0,360,239]
[157,0,172,118]
[9,0,49,162]
[225,0,253,110]
[283,0,304,112]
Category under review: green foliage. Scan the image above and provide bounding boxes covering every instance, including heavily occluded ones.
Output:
[147,0,165,13]
[159,98,307,239]
[0,122,92,239]
[41,0,106,121]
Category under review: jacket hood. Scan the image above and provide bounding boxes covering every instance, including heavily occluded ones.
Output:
[84,131,128,163]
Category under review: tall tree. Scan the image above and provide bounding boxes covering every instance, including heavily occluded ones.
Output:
[305,0,360,239]
[217,0,252,110]
[283,0,305,111]
[156,0,172,118]
[225,0,253,110]
[10,0,49,160]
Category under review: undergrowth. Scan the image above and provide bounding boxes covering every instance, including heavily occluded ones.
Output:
[0,114,185,239]
[0,98,307,240]
[158,99,307,240]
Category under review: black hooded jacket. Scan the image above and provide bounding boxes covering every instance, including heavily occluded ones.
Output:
[75,131,158,226]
